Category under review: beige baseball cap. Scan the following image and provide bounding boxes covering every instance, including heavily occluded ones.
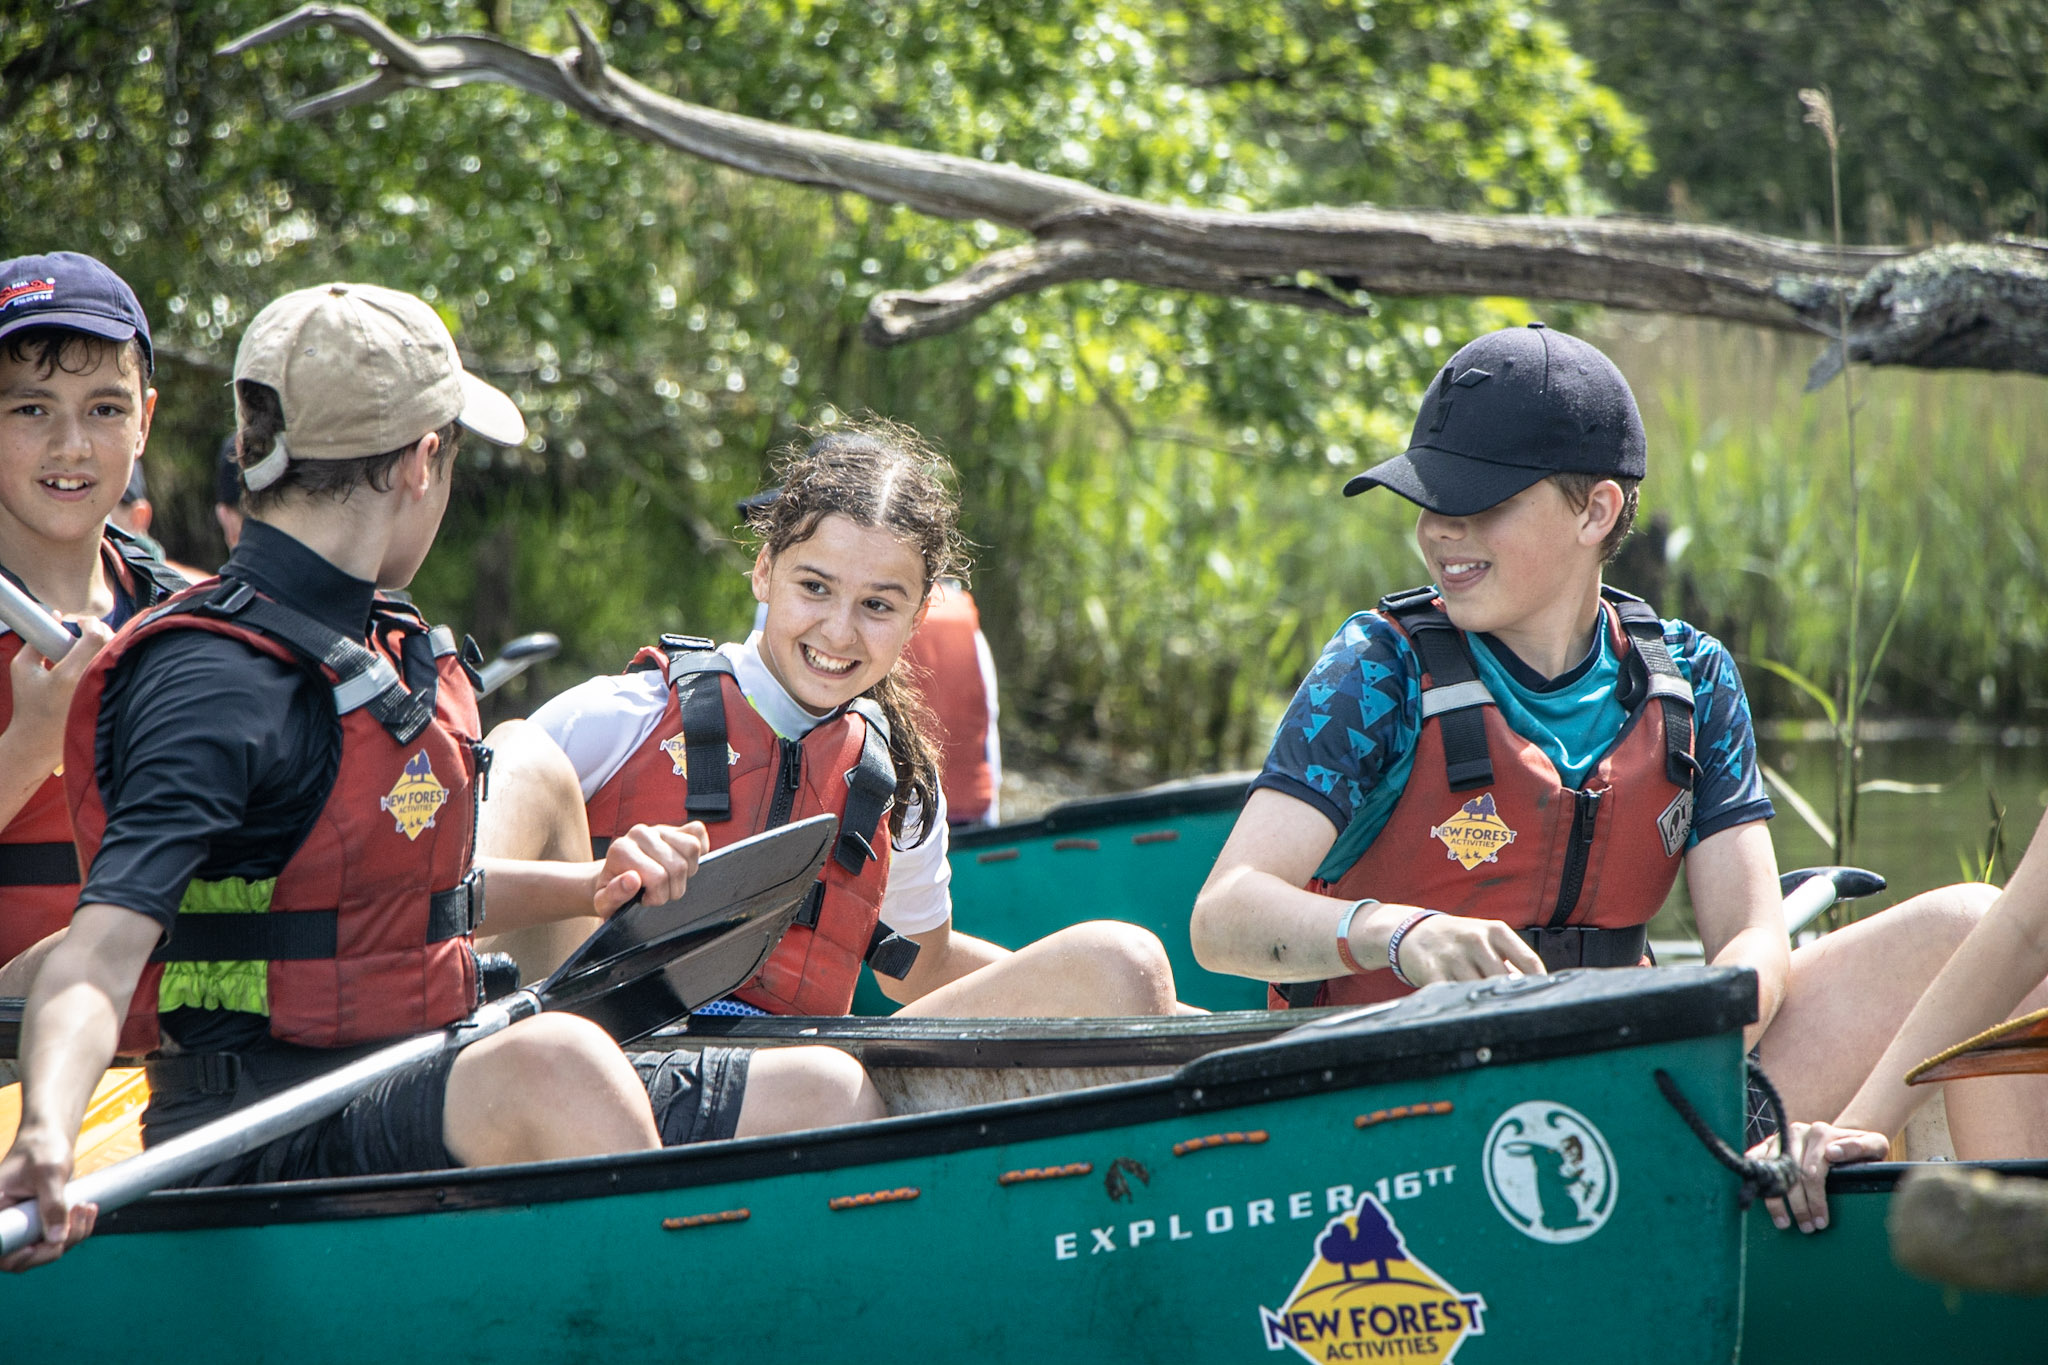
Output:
[232,282,526,490]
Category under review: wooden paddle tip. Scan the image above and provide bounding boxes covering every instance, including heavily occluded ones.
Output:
[1906,1005,2048,1086]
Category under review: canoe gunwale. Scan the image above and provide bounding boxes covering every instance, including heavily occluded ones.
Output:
[92,966,1758,1239]
[1824,1158,2048,1194]
[950,772,1254,848]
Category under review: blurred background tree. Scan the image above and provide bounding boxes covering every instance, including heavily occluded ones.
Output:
[1,0,2042,792]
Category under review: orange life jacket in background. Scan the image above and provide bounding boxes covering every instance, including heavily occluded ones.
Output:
[66,578,484,1053]
[1272,585,1698,1010]
[902,582,995,826]
[583,637,914,1016]
[0,530,185,965]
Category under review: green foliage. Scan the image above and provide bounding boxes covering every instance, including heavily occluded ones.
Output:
[1549,0,2048,239]
[0,0,1640,764]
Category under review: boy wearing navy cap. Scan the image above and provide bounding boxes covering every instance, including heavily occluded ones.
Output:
[0,251,186,972]
[1193,323,2048,1184]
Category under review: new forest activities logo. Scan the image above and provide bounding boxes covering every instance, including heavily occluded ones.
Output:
[1429,792,1516,870]
[380,750,448,841]
[1260,1195,1486,1363]
[659,731,741,777]
[1481,1101,1617,1244]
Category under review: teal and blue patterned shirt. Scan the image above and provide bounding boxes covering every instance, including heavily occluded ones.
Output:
[1254,600,1774,885]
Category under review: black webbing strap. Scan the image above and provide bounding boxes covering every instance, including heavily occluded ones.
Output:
[0,841,79,886]
[1604,587,1699,790]
[105,523,190,604]
[144,1052,243,1097]
[667,652,737,821]
[426,869,487,942]
[1517,924,1649,971]
[197,580,437,745]
[1378,586,1495,791]
[151,909,338,962]
[865,922,921,980]
[151,875,482,962]
[1280,980,1325,1009]
[793,881,826,928]
[835,699,896,874]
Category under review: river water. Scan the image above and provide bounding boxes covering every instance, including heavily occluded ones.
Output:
[1650,732,2048,937]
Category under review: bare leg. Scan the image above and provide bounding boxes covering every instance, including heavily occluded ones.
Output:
[733,1046,887,1136]
[1757,881,2048,1157]
[896,921,1178,1018]
[473,719,603,981]
[442,1012,658,1165]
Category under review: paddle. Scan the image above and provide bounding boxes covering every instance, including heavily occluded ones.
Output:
[0,571,79,663]
[0,812,837,1257]
[1777,865,1886,937]
[475,631,560,697]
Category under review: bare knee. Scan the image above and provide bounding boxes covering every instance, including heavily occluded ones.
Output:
[445,1014,656,1164]
[1047,920,1177,1016]
[1869,881,2000,952]
[736,1046,886,1137]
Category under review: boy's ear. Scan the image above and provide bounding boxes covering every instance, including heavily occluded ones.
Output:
[136,387,157,450]
[403,430,441,498]
[749,546,773,602]
[1579,479,1625,546]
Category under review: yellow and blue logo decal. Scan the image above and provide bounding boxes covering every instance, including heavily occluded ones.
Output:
[380,750,448,841]
[1428,793,1517,871]
[659,731,741,777]
[1260,1194,1486,1362]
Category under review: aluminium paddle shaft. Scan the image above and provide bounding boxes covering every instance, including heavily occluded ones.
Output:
[0,992,540,1257]
[0,571,77,663]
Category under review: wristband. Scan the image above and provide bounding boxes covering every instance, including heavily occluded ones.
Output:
[1385,910,1443,988]
[1334,899,1379,975]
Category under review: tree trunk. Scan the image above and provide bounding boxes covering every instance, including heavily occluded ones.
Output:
[223,6,2048,378]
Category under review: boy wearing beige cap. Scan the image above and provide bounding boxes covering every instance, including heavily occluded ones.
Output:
[0,282,803,1270]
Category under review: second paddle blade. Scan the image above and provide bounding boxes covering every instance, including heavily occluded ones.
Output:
[536,814,838,1043]
[1908,1005,2048,1084]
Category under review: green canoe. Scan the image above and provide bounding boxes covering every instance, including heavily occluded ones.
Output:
[4,969,2041,1359]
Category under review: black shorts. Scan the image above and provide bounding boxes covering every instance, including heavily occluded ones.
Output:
[145,1046,459,1188]
[631,1047,751,1146]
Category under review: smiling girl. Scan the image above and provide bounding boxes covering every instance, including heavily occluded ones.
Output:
[532,420,1181,1021]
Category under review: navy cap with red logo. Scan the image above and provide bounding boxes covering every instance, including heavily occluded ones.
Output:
[0,251,154,376]
[1344,322,1644,516]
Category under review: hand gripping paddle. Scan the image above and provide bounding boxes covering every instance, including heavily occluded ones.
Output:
[0,813,836,1257]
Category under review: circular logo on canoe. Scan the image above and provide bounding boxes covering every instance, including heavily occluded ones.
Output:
[1481,1101,1616,1244]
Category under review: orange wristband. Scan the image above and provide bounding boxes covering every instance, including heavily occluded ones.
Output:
[1334,899,1379,975]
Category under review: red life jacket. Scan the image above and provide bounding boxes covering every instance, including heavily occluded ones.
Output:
[583,637,914,1016]
[0,529,185,965]
[1272,585,1699,1010]
[65,577,485,1053]
[903,582,995,825]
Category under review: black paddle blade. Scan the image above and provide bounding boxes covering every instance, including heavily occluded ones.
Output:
[1777,865,1886,901]
[537,814,837,1044]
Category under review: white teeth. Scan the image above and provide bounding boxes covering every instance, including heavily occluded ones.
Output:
[45,477,90,491]
[1443,561,1487,575]
[801,643,856,675]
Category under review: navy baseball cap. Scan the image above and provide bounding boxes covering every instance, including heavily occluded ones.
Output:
[1345,323,1644,516]
[0,251,154,376]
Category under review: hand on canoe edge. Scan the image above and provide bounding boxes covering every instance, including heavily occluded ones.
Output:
[1755,1120,1889,1235]
[593,821,708,916]
[0,1126,95,1272]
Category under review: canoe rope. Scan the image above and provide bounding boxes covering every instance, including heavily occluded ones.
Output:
[1355,1101,1454,1129]
[829,1187,921,1211]
[1654,1063,1797,1208]
[661,1209,750,1230]
[998,1162,1094,1185]
[1173,1130,1268,1157]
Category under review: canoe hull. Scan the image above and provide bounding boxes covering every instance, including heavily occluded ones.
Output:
[6,970,1753,1364]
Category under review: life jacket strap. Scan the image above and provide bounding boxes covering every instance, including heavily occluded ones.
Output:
[104,522,190,604]
[0,841,79,886]
[185,579,441,746]
[665,652,738,821]
[836,697,896,874]
[865,923,921,980]
[1517,923,1651,971]
[1277,980,1325,1009]
[149,874,483,962]
[1378,586,1495,791]
[1603,586,1699,790]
